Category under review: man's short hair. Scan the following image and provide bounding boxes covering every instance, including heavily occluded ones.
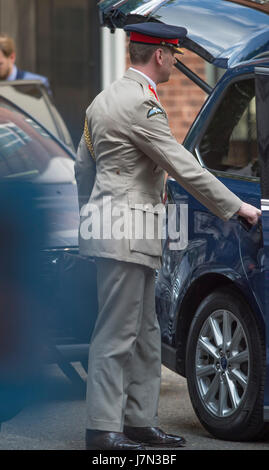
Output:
[129,42,161,65]
[0,34,15,57]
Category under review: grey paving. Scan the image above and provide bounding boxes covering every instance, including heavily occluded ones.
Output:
[0,365,269,450]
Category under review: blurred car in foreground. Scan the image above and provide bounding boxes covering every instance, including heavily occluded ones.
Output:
[0,92,97,422]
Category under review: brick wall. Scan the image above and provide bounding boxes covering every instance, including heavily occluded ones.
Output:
[126,45,207,144]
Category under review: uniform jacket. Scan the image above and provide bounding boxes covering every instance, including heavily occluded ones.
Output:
[75,68,242,269]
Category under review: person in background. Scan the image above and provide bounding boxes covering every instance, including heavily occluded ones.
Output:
[0,33,52,95]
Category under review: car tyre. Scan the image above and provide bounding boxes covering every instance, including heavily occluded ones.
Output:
[185,287,267,441]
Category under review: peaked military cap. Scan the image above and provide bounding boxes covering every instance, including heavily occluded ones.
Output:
[124,22,187,54]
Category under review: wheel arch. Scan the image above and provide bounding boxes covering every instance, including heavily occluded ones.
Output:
[175,273,264,377]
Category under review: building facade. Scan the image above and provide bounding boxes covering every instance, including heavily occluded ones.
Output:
[0,0,102,147]
[0,0,207,147]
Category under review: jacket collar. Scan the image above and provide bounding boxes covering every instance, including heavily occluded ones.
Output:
[124,68,154,88]
[124,68,160,102]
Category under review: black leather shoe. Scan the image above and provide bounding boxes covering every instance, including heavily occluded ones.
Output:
[124,426,186,447]
[85,429,146,450]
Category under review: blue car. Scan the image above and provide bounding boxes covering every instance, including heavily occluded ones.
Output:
[99,0,269,440]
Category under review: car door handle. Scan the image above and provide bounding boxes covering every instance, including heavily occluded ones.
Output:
[238,216,253,232]
[238,216,262,233]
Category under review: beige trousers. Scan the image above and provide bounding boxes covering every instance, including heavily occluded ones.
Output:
[86,257,162,432]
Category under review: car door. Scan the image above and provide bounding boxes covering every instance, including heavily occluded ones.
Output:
[255,67,269,421]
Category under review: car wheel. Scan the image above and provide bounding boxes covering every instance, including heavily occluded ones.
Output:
[185,287,267,441]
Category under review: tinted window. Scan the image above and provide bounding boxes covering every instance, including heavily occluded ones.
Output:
[199,78,259,178]
[0,82,74,150]
[0,99,74,183]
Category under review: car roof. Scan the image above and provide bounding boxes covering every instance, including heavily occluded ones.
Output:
[99,0,269,68]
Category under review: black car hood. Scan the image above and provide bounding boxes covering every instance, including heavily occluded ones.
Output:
[99,0,269,68]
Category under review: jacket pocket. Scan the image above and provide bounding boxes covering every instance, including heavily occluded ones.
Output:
[127,191,165,257]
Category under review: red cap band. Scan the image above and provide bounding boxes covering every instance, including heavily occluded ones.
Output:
[130,31,179,46]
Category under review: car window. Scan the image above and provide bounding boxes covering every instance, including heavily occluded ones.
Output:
[0,98,75,183]
[198,78,259,178]
[0,82,74,151]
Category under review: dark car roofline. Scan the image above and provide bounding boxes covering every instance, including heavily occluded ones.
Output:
[0,79,45,86]
[226,0,269,15]
[229,55,269,69]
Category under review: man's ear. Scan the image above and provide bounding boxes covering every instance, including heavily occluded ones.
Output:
[155,48,164,66]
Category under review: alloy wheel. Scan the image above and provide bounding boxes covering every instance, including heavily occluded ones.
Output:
[195,309,250,417]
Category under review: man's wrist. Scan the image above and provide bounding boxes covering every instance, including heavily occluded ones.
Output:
[236,202,244,215]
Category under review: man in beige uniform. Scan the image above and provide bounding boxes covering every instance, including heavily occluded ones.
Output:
[75,23,261,450]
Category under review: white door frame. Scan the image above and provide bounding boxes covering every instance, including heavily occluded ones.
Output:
[101,27,126,90]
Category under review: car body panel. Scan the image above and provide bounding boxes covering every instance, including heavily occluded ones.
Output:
[255,67,269,420]
[156,176,263,346]
[98,0,269,67]
[148,0,269,67]
[156,60,269,420]
[35,183,79,249]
